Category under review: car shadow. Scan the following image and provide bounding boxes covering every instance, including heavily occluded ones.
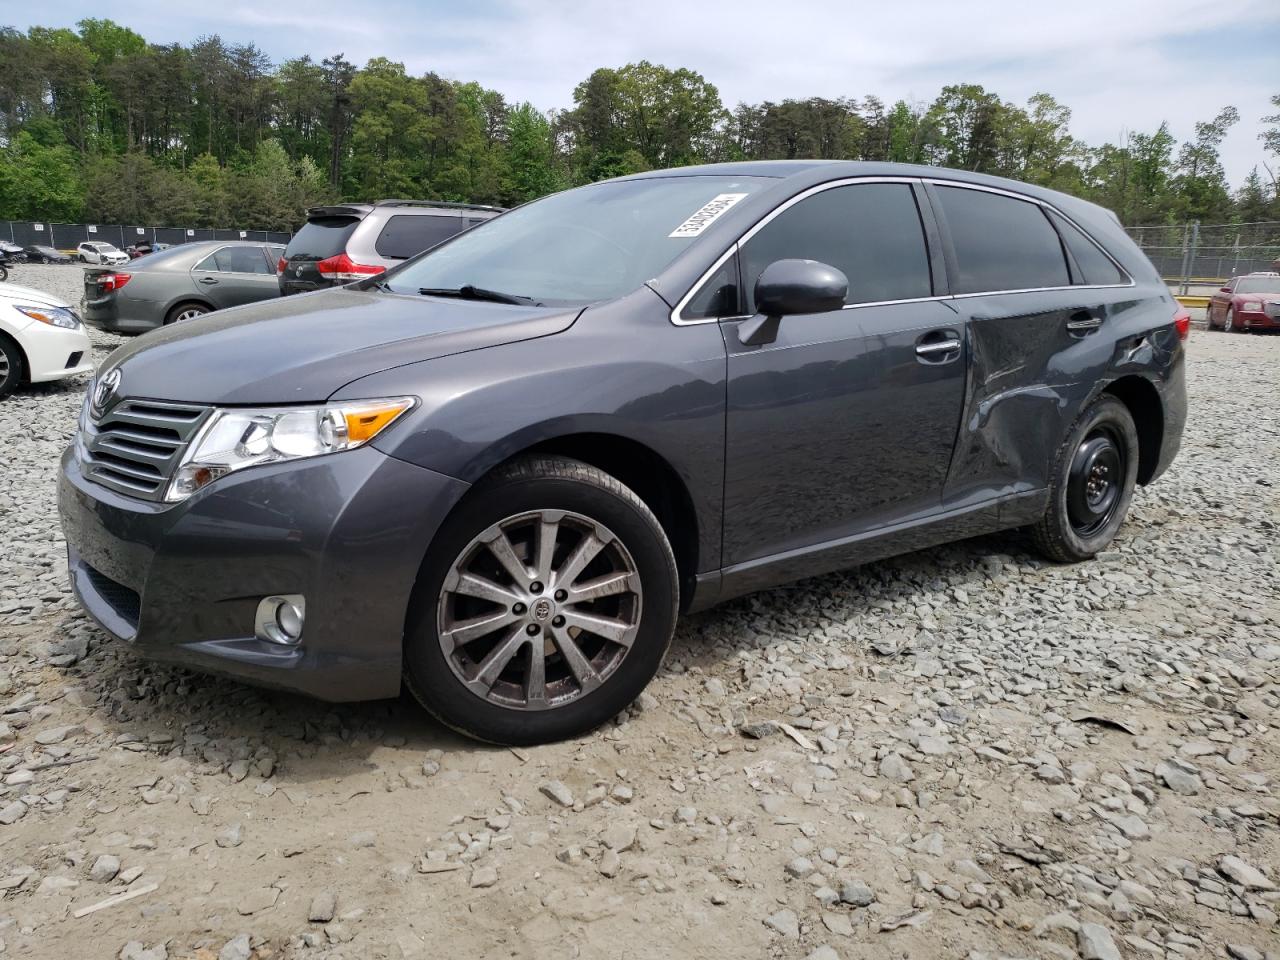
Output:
[44,527,1041,782]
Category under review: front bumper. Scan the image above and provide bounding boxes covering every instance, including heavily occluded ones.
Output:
[59,444,469,701]
[21,322,95,383]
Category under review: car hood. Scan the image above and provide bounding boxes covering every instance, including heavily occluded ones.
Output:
[100,287,582,405]
[0,283,71,309]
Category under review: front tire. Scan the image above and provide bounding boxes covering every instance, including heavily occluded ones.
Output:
[1223,307,1235,332]
[404,455,679,745]
[0,336,25,401]
[1030,395,1139,563]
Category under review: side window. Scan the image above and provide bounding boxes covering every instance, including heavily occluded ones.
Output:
[374,215,464,260]
[683,255,740,320]
[1046,210,1126,286]
[935,186,1070,293]
[739,183,932,312]
[206,246,273,274]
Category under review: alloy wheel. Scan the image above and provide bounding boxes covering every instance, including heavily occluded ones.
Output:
[1065,426,1125,537]
[437,509,643,711]
[1224,308,1234,332]
[0,351,9,382]
[174,307,207,323]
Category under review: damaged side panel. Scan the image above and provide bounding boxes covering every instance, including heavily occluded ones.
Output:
[943,289,1168,505]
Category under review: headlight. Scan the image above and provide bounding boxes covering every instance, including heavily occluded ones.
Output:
[1241,300,1262,312]
[166,397,415,502]
[15,304,80,329]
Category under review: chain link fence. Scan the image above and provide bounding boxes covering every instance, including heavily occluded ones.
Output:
[1125,221,1280,292]
[1,220,293,251]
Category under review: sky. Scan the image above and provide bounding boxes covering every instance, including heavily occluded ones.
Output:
[10,0,1280,186]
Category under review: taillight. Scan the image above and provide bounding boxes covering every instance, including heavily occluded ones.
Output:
[1173,305,1191,341]
[315,252,385,281]
[99,273,131,293]
[276,257,287,275]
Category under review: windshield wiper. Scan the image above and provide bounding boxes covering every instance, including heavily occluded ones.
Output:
[418,284,540,306]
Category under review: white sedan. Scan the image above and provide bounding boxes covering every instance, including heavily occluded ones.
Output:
[0,283,95,400]
[77,241,130,266]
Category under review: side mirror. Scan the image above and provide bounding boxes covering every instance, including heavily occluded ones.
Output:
[1220,286,1231,294]
[740,259,848,346]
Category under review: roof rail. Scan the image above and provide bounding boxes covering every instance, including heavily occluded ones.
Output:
[374,198,505,213]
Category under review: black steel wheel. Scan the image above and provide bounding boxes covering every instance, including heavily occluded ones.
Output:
[1064,426,1126,537]
[404,455,678,745]
[1030,394,1140,562]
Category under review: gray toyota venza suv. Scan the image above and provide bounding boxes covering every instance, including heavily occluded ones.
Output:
[60,161,1187,745]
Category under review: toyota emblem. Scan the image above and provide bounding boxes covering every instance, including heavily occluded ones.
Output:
[93,368,121,413]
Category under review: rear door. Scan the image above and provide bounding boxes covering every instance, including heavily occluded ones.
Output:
[191,245,280,309]
[720,179,966,567]
[927,181,1131,502]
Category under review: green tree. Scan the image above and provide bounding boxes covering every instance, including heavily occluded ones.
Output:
[0,130,84,220]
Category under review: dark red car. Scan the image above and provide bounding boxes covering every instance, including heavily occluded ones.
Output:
[1207,272,1280,332]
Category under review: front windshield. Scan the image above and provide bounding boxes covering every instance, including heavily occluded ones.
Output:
[1236,276,1280,295]
[382,176,768,306]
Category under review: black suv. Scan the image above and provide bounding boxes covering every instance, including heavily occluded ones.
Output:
[278,199,503,295]
[60,161,1186,745]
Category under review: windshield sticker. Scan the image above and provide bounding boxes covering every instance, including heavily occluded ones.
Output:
[669,193,748,238]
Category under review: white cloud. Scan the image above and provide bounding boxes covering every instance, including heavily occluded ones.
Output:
[18,0,1280,186]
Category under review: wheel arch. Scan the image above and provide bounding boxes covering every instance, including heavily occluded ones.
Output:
[1101,375,1163,485]
[163,297,215,324]
[426,431,702,611]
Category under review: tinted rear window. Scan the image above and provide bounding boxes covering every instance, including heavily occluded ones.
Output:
[285,217,361,261]
[741,182,933,310]
[936,186,1070,294]
[213,246,272,274]
[374,215,466,260]
[1047,210,1125,286]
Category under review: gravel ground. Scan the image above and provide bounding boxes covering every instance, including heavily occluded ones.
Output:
[0,262,1277,960]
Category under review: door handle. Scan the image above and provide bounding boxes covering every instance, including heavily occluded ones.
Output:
[1066,311,1103,335]
[915,330,962,362]
[198,276,219,285]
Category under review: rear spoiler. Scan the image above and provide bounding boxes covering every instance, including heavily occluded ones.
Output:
[305,205,374,220]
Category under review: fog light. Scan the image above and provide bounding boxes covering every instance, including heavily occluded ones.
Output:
[255,594,306,646]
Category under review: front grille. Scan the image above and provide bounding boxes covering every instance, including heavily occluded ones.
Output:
[81,398,211,501]
[1266,302,1280,319]
[82,563,141,631]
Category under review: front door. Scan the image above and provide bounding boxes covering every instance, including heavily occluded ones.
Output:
[720,180,966,566]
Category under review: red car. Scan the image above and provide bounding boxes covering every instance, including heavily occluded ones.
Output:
[1207,272,1280,332]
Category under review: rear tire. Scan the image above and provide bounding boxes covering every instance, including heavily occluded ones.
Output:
[403,455,678,745]
[0,335,25,401]
[165,302,209,325]
[1030,395,1140,563]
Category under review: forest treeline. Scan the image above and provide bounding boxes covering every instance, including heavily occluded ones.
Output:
[1,19,1278,231]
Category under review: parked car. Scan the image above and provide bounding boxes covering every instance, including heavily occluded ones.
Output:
[77,241,130,266]
[60,161,1187,745]
[24,245,72,264]
[0,282,94,400]
[0,240,25,262]
[1206,271,1280,332]
[127,241,171,259]
[278,199,503,296]
[82,240,286,333]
